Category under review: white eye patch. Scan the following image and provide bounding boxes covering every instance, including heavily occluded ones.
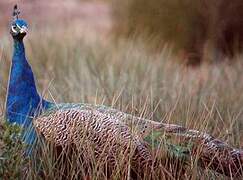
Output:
[20,26,28,33]
[16,24,22,29]
[11,26,18,33]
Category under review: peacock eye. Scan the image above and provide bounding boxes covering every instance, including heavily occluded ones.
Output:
[11,25,18,33]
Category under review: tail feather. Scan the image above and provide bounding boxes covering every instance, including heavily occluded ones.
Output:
[143,122,243,177]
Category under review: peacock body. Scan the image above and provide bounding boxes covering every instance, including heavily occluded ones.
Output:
[34,103,154,173]
[5,5,243,178]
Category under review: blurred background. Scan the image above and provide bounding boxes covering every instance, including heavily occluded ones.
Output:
[1,0,243,64]
[0,0,243,152]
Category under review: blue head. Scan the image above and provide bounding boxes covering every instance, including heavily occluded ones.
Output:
[10,19,28,40]
[10,5,28,41]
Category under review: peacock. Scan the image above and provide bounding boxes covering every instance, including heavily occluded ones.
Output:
[5,4,243,178]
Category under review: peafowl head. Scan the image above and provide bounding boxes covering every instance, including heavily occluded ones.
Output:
[10,4,28,40]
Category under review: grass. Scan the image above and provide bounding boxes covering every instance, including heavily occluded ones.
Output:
[0,28,243,179]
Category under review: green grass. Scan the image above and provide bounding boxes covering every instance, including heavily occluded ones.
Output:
[0,29,242,179]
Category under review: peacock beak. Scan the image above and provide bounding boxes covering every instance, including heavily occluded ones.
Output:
[20,26,28,34]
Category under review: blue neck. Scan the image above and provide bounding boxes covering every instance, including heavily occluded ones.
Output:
[6,39,52,143]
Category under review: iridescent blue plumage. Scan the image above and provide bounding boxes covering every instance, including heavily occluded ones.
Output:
[13,19,28,30]
[6,18,52,145]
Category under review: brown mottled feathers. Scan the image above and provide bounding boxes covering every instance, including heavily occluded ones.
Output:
[34,103,243,177]
[34,104,153,173]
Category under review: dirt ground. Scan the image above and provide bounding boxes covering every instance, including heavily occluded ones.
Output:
[0,0,112,36]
